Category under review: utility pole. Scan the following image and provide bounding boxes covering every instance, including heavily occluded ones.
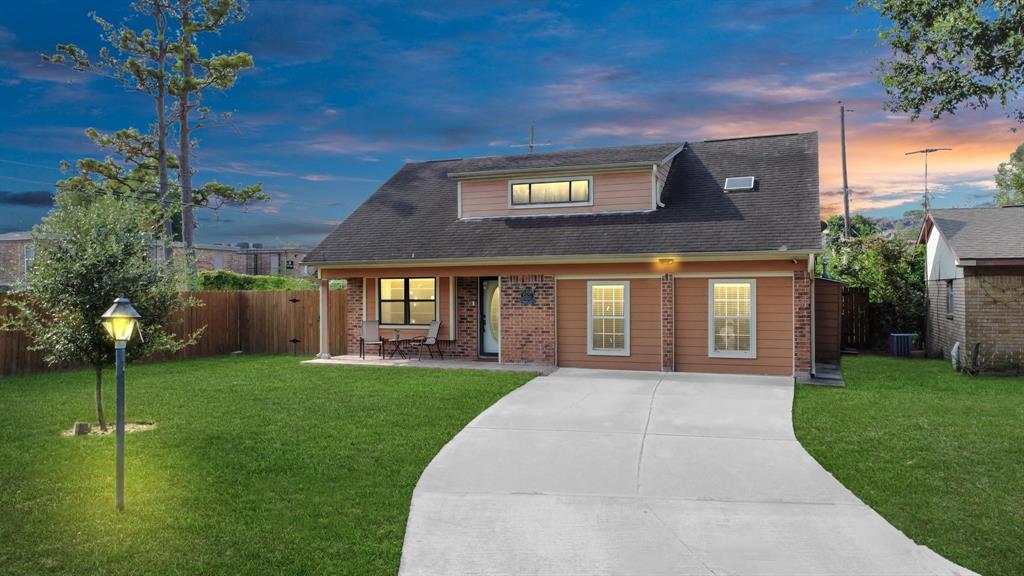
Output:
[839,102,853,238]
[905,148,952,213]
[511,125,551,154]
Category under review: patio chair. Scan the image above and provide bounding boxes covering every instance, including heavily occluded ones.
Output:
[360,320,384,359]
[409,321,443,360]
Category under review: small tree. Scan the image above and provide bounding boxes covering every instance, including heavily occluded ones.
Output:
[862,0,1024,123]
[994,143,1024,205]
[2,192,199,430]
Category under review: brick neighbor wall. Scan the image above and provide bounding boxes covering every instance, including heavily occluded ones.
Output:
[0,241,28,287]
[661,273,674,371]
[925,278,965,360]
[963,270,1024,374]
[346,278,364,355]
[499,275,556,364]
[793,271,812,375]
[452,277,480,359]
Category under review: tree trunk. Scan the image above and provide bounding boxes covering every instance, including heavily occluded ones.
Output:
[156,3,174,261]
[94,365,107,432]
[178,4,197,288]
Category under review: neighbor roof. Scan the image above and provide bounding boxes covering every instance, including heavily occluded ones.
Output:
[924,206,1024,260]
[305,133,821,265]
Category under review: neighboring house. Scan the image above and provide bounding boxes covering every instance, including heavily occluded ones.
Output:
[919,206,1024,373]
[1,232,311,290]
[306,132,823,377]
[0,231,34,290]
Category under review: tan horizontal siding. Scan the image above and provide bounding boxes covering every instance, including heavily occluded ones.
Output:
[674,276,794,376]
[461,170,652,218]
[557,278,661,371]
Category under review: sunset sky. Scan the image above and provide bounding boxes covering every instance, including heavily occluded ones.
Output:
[1,0,1020,246]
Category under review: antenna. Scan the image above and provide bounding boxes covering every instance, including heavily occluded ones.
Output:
[839,101,854,238]
[510,125,552,154]
[905,147,952,212]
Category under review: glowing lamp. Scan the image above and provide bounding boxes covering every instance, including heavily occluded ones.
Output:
[101,297,141,343]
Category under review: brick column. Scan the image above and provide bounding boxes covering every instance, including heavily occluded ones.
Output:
[661,273,675,372]
[346,278,363,356]
[453,277,479,359]
[499,275,556,365]
[793,271,812,376]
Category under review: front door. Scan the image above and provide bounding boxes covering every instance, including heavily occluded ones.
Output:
[480,278,500,356]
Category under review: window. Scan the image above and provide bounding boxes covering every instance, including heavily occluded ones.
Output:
[587,281,629,356]
[510,176,591,207]
[709,279,756,358]
[946,279,955,315]
[23,244,34,274]
[378,278,436,325]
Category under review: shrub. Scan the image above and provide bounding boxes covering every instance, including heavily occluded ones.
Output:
[198,270,316,291]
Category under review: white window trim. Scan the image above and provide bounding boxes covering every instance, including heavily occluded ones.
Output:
[587,280,630,356]
[23,244,34,274]
[707,278,757,359]
[508,175,594,209]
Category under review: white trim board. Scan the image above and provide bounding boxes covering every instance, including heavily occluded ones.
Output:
[707,278,757,360]
[587,280,631,357]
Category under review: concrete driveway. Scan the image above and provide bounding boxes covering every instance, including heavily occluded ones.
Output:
[399,369,977,576]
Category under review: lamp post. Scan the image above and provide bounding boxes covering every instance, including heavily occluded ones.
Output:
[101,297,141,512]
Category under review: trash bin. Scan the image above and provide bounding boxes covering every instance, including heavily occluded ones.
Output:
[890,333,918,358]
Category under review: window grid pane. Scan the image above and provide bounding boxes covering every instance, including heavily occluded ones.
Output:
[712,282,752,353]
[591,284,625,351]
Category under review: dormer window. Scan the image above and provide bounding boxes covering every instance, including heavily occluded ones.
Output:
[509,176,592,207]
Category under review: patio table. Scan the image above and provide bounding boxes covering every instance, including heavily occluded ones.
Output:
[386,338,413,359]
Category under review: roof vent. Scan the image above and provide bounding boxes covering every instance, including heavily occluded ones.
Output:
[724,176,756,192]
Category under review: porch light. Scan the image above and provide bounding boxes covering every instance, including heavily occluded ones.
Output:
[657,257,675,265]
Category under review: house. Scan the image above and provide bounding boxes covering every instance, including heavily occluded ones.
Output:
[304,132,823,377]
[919,206,1024,373]
[0,231,33,290]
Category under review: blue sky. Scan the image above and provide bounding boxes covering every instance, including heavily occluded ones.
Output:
[1,0,1018,247]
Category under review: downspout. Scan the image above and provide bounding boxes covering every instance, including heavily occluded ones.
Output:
[809,254,816,377]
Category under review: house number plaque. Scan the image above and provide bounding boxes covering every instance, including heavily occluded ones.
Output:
[519,286,536,305]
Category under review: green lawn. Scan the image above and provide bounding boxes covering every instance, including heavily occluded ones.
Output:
[0,356,533,575]
[794,356,1024,576]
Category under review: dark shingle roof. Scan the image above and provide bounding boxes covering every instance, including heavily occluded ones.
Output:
[304,133,821,264]
[445,142,683,176]
[929,206,1024,260]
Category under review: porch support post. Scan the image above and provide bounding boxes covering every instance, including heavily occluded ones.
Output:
[318,277,331,359]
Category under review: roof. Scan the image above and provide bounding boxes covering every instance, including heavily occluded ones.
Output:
[305,132,822,265]
[923,206,1024,260]
[0,231,32,241]
[446,142,683,178]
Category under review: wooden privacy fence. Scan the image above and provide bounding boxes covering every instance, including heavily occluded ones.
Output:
[0,290,347,377]
[841,286,870,350]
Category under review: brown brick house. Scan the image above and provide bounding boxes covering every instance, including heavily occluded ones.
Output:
[305,133,823,377]
[919,206,1024,374]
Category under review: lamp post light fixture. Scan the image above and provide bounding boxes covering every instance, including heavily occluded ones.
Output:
[101,297,141,512]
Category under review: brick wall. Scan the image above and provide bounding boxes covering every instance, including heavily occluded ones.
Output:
[346,278,364,355]
[499,275,556,364]
[793,271,812,375]
[452,277,480,359]
[964,270,1024,374]
[660,273,674,371]
[925,278,965,360]
[0,240,28,287]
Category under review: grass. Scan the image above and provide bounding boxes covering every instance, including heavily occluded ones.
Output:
[0,355,533,575]
[794,356,1024,576]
